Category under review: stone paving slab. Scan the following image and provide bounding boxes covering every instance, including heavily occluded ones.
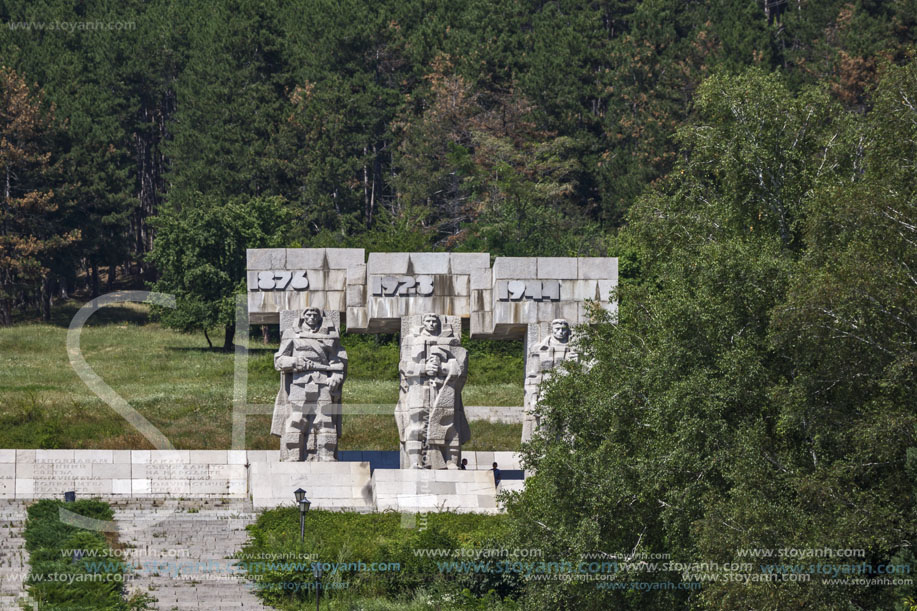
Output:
[0,501,31,610]
[114,499,270,610]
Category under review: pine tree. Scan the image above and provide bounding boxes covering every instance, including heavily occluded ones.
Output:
[0,67,77,325]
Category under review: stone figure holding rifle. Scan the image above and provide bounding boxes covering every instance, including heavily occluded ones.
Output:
[395,313,470,469]
[272,308,347,461]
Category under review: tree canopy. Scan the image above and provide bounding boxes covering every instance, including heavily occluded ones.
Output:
[0,4,915,606]
[1,0,913,328]
[504,63,917,610]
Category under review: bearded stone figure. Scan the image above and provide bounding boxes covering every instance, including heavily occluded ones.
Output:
[395,313,470,469]
[272,308,347,461]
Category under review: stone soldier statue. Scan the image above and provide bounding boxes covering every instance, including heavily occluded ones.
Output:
[272,308,347,461]
[522,318,577,443]
[396,313,470,469]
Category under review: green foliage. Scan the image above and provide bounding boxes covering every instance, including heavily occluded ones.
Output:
[239,509,518,609]
[305,210,434,254]
[1,0,916,323]
[504,65,917,609]
[319,591,517,610]
[24,499,150,610]
[148,194,294,348]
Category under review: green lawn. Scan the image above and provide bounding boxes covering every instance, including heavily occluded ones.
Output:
[0,303,522,451]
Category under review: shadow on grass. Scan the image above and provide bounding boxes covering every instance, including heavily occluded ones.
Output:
[165,346,230,353]
[13,301,152,328]
[164,346,277,354]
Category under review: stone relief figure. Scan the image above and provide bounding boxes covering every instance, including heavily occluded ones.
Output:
[272,308,347,461]
[522,318,577,443]
[396,313,470,469]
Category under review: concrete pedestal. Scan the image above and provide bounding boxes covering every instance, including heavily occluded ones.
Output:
[372,469,498,514]
[249,460,372,510]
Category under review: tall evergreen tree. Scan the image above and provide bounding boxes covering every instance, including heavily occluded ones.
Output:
[151,0,294,342]
[0,67,76,324]
[268,0,403,238]
[1,0,142,297]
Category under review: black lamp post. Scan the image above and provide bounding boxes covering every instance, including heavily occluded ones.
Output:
[313,562,323,611]
[294,488,311,542]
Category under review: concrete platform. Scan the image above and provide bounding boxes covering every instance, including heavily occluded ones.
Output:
[372,469,498,514]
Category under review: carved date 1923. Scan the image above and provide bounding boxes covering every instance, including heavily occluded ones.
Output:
[371,275,435,297]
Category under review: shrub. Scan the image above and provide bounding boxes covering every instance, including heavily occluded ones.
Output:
[238,509,520,609]
[24,499,152,610]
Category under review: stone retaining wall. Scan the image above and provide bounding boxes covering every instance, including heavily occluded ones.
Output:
[463,405,525,423]
[0,450,523,513]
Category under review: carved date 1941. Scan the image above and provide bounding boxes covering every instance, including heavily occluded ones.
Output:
[497,280,560,301]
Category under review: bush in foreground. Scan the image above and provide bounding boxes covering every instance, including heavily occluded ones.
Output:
[24,499,152,610]
[239,509,524,609]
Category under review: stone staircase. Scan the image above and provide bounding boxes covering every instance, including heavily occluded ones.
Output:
[0,500,30,610]
[113,499,269,610]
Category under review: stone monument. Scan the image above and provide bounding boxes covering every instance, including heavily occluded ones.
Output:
[272,308,347,461]
[395,313,470,469]
[247,249,618,460]
[521,319,577,442]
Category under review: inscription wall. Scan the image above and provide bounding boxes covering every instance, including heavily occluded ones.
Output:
[470,257,618,338]
[10,450,248,499]
[2,450,520,512]
[246,249,617,339]
[351,252,489,332]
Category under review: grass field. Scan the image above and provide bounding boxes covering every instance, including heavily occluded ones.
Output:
[0,302,523,451]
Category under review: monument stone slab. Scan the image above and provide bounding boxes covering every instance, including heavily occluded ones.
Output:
[249,461,372,510]
[371,469,498,514]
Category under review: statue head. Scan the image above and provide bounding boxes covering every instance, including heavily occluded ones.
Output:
[301,307,323,332]
[421,313,442,336]
[551,319,570,343]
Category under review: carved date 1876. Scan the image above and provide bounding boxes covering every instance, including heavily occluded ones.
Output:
[257,270,309,291]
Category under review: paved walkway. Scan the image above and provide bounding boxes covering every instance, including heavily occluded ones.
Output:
[0,500,30,610]
[113,499,269,610]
